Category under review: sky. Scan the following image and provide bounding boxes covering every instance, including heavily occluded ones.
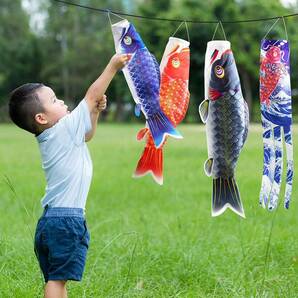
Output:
[21,0,137,33]
[283,0,297,5]
[22,0,47,33]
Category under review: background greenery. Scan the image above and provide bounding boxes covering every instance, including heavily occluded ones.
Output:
[0,124,298,297]
[0,0,298,122]
[1,1,298,297]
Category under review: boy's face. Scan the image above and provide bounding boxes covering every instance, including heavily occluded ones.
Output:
[36,86,69,129]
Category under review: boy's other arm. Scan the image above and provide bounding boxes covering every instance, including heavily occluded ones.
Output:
[85,96,107,142]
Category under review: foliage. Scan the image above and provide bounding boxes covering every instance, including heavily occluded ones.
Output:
[0,0,297,122]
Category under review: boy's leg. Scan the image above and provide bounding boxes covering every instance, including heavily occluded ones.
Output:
[45,280,67,298]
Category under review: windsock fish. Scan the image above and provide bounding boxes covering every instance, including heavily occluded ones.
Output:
[199,40,249,218]
[111,19,182,148]
[259,39,293,210]
[133,37,190,184]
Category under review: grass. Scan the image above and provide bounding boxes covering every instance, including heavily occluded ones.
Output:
[0,123,298,297]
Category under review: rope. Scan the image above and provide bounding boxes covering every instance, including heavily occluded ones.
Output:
[51,0,298,24]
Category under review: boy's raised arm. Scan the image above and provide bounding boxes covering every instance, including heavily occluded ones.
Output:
[84,54,130,112]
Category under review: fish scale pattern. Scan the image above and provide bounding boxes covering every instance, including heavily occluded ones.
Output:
[127,48,160,118]
[160,76,190,126]
[209,92,246,178]
[143,75,190,148]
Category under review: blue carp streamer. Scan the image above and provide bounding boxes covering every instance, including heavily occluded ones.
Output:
[111,19,182,148]
[259,39,293,210]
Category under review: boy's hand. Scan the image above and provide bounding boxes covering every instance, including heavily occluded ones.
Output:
[93,95,107,113]
[109,54,131,72]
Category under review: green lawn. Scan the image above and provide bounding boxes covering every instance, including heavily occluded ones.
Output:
[0,123,298,297]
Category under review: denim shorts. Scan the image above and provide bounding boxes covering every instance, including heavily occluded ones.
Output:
[34,207,90,282]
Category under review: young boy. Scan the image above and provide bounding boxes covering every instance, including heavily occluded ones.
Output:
[9,53,130,298]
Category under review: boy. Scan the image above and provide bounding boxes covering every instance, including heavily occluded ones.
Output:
[9,53,130,298]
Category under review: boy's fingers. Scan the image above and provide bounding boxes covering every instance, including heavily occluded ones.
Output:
[125,54,131,60]
[97,100,107,109]
[122,54,131,65]
[99,104,106,109]
[98,95,107,103]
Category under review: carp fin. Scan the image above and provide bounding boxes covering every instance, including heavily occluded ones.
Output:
[147,110,182,148]
[136,127,149,141]
[204,158,213,177]
[133,145,163,185]
[134,104,142,117]
[212,177,245,218]
[199,99,209,124]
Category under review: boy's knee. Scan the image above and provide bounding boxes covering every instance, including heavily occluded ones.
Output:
[47,280,67,287]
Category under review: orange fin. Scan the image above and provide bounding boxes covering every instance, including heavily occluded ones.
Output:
[136,128,149,141]
[133,145,163,185]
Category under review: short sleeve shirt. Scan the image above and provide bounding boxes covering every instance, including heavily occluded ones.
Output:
[36,99,93,209]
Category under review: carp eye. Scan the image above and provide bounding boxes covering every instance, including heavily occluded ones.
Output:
[215,65,224,78]
[123,35,132,45]
[172,57,180,68]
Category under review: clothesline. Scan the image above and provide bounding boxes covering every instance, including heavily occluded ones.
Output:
[52,0,298,24]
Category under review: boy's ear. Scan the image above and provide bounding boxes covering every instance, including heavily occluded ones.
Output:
[35,113,48,125]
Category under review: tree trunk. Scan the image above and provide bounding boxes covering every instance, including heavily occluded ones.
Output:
[241,70,253,122]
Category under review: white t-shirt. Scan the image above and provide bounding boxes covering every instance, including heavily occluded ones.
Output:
[36,99,93,209]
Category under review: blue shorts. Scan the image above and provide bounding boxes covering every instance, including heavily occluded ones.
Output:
[34,207,90,282]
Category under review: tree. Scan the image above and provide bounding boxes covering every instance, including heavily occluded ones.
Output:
[1,0,297,122]
[136,0,297,122]
[40,0,132,119]
[0,0,43,120]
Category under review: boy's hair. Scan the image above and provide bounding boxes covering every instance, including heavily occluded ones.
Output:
[9,83,45,134]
